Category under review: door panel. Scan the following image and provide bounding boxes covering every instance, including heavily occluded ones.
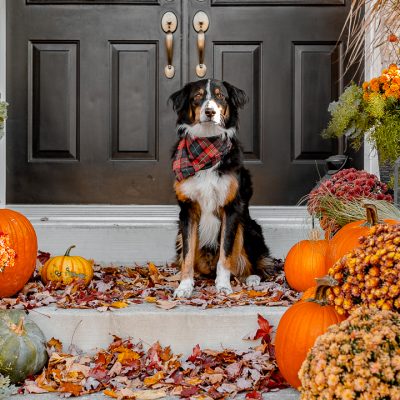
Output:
[7,0,182,204]
[188,1,361,205]
[29,41,79,161]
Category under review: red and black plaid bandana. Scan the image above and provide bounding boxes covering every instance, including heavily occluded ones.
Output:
[172,133,232,181]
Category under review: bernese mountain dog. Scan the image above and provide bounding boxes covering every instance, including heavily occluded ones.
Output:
[170,79,275,298]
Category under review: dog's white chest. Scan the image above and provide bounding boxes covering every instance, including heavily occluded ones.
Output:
[180,168,234,248]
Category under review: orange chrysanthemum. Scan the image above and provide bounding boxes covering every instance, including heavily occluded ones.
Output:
[0,233,16,273]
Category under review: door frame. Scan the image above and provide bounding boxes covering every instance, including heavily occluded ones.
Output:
[0,1,379,209]
[0,0,6,208]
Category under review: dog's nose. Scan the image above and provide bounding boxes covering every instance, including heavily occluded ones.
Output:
[205,108,216,118]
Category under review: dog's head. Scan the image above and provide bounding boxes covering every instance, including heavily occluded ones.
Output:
[169,79,248,135]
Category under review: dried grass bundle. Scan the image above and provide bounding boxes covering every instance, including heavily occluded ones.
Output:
[341,0,400,77]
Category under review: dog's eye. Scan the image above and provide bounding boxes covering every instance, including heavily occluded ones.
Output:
[216,92,224,99]
[194,93,203,100]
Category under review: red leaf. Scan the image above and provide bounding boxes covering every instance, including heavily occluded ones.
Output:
[37,251,51,265]
[254,314,273,343]
[187,344,202,362]
[180,386,199,398]
[246,391,263,400]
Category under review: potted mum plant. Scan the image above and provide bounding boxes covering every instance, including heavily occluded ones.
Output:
[322,63,400,187]
[0,100,7,140]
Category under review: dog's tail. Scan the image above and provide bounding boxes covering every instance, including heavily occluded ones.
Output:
[255,255,277,280]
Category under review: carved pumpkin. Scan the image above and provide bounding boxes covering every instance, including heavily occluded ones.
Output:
[325,204,398,270]
[40,245,93,286]
[0,310,48,383]
[284,230,329,292]
[275,284,345,388]
[0,209,38,298]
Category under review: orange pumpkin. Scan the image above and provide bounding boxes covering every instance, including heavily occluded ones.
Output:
[40,245,93,286]
[300,286,317,301]
[0,209,38,298]
[284,230,329,292]
[325,204,398,270]
[275,284,345,388]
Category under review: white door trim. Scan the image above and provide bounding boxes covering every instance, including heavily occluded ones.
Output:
[0,0,6,209]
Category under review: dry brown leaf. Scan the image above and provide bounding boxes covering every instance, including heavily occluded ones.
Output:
[155,300,178,310]
[133,389,168,400]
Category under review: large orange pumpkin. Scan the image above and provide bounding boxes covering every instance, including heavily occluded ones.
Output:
[284,230,329,292]
[0,209,37,298]
[325,204,398,270]
[275,284,345,388]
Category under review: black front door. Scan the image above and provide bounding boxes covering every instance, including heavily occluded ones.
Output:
[6,0,361,205]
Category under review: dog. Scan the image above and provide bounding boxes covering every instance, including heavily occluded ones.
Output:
[169,79,275,298]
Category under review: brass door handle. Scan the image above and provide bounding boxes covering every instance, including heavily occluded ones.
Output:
[193,11,209,78]
[161,12,178,79]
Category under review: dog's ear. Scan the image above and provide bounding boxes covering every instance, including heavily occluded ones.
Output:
[223,81,248,109]
[168,84,191,114]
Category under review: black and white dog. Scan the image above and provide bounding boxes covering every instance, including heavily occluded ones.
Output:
[170,79,275,298]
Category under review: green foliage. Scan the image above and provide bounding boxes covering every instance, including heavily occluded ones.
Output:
[0,373,17,400]
[369,113,400,163]
[0,101,8,130]
[322,84,366,144]
[322,81,400,165]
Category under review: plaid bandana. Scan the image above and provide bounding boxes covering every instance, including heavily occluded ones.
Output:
[172,133,232,182]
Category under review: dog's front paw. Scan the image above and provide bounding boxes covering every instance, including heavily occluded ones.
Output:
[246,275,261,287]
[215,281,233,295]
[173,279,194,298]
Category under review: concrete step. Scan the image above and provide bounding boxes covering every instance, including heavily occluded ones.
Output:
[9,205,311,263]
[11,389,300,399]
[26,304,288,355]
[17,304,298,400]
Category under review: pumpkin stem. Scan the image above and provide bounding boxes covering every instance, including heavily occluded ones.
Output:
[64,245,76,256]
[364,204,379,227]
[306,275,338,306]
[308,229,321,241]
[12,317,25,336]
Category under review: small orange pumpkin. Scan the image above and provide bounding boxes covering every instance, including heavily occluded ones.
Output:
[275,282,346,388]
[284,229,329,292]
[0,209,38,298]
[325,204,398,270]
[300,286,317,301]
[40,245,93,286]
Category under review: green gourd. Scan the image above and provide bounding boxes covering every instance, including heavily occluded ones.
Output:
[0,310,48,383]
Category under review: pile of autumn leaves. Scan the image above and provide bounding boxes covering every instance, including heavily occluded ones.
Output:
[0,257,298,311]
[22,315,286,399]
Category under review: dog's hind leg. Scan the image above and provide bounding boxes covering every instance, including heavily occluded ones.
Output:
[174,202,199,298]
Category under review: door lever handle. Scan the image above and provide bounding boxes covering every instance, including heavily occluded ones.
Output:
[193,11,209,78]
[161,12,178,79]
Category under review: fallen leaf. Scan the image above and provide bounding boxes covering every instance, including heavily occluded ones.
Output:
[132,389,168,400]
[47,337,63,353]
[156,300,178,310]
[246,391,263,400]
[110,301,129,309]
[144,296,157,303]
[59,382,82,396]
[104,389,118,398]
[144,371,165,387]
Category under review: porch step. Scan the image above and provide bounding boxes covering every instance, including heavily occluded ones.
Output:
[9,205,311,264]
[11,389,300,399]
[26,304,288,355]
